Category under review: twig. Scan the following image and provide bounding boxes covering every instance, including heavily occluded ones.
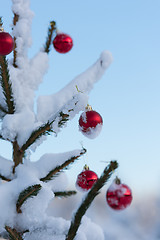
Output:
[13,13,19,68]
[44,21,57,53]
[0,56,15,113]
[40,148,86,182]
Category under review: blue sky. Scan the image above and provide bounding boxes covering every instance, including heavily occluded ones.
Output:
[1,1,160,197]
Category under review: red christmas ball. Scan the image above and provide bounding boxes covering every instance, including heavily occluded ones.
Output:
[106,178,133,210]
[79,106,103,139]
[76,166,98,191]
[53,33,73,53]
[0,31,14,56]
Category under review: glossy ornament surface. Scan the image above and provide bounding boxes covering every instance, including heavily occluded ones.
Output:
[53,33,73,53]
[76,166,98,191]
[0,31,14,55]
[106,178,133,210]
[79,106,103,139]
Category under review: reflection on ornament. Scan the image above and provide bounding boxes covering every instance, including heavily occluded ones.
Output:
[0,31,14,55]
[76,165,98,191]
[79,105,103,139]
[53,33,73,53]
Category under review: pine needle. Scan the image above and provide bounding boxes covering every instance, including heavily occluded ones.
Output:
[0,56,15,113]
[40,148,87,182]
[66,161,118,240]
[16,184,42,213]
[5,226,23,240]
[44,21,57,53]
[54,191,77,198]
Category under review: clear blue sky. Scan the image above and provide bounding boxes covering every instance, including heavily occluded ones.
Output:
[1,0,160,197]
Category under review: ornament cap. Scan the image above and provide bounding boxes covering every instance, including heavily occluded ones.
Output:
[84,164,89,170]
[85,104,92,111]
[0,27,4,32]
[115,176,121,185]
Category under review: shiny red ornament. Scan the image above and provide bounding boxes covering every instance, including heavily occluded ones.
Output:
[79,105,103,139]
[106,178,133,210]
[0,31,14,56]
[53,33,73,53]
[76,165,98,191]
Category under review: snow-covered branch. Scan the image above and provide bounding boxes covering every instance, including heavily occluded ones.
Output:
[40,148,86,182]
[66,161,118,240]
[11,0,33,63]
[5,226,23,240]
[20,93,86,151]
[37,50,113,123]
[27,149,86,182]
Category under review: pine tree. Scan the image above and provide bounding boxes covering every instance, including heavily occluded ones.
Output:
[0,1,119,239]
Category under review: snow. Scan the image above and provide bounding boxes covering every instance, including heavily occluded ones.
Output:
[1,107,36,145]
[79,123,103,139]
[37,50,112,123]
[31,149,82,180]
[11,0,34,57]
[0,0,114,239]
[0,150,108,240]
[78,216,104,240]
[0,0,112,150]
[0,155,13,178]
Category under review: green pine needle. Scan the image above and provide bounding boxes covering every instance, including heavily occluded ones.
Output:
[44,21,56,53]
[0,56,15,113]
[66,161,118,240]
[54,191,77,198]
[40,148,86,182]
[5,226,23,240]
[16,184,42,213]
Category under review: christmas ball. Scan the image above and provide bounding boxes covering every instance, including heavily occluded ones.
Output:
[76,165,98,191]
[53,33,73,53]
[0,31,14,55]
[79,105,103,139]
[106,178,133,210]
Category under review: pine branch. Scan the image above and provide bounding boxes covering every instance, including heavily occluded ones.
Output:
[21,121,53,152]
[58,111,69,128]
[21,110,70,152]
[66,160,118,240]
[5,226,23,240]
[40,148,87,182]
[44,21,57,53]
[54,191,77,198]
[0,174,11,182]
[16,184,42,213]
[13,13,19,68]
[0,56,15,114]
